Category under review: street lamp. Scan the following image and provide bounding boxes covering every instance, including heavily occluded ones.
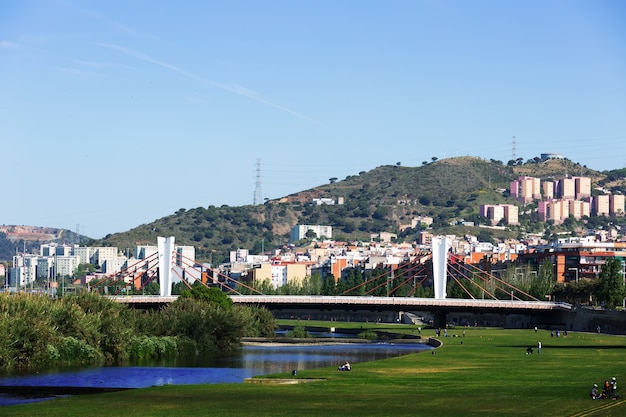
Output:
[568,267,579,283]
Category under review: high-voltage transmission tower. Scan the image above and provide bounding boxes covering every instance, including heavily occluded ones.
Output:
[253,158,263,205]
[511,136,516,162]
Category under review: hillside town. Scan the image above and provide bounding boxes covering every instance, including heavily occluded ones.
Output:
[4,218,625,296]
[2,165,625,295]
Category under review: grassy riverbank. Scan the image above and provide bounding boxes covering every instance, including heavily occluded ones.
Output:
[4,324,626,417]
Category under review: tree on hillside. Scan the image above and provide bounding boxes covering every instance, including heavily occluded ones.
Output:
[595,258,625,308]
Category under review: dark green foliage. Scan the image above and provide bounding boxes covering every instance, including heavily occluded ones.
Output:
[595,258,625,307]
[0,292,129,370]
[285,324,310,338]
[159,297,245,353]
[357,330,378,340]
[0,291,276,371]
[529,260,557,300]
[128,335,178,359]
[179,284,234,310]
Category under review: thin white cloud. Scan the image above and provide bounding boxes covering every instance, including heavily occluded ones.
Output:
[99,42,313,122]
[0,40,18,49]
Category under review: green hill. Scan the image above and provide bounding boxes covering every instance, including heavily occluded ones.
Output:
[2,156,624,264]
[93,156,625,264]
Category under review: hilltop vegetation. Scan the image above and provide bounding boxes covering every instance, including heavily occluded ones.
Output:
[93,156,625,264]
[2,156,625,264]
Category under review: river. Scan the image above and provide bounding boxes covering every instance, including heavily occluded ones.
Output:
[0,341,432,406]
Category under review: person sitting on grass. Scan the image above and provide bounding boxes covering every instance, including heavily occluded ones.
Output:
[338,361,351,371]
[590,384,600,400]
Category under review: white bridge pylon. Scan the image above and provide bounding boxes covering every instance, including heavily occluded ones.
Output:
[432,236,449,300]
[157,236,175,297]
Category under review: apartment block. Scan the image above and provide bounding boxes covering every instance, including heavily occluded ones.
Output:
[542,181,554,200]
[574,176,591,199]
[480,204,518,225]
[538,200,569,225]
[503,204,519,225]
[511,176,541,203]
[290,224,333,242]
[610,194,625,216]
[556,178,575,200]
[176,245,196,267]
[569,200,590,219]
[593,195,610,216]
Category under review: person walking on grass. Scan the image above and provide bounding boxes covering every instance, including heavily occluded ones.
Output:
[537,341,542,354]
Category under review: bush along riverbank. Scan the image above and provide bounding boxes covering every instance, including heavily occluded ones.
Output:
[0,286,276,372]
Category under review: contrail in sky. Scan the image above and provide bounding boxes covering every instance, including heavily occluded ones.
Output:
[99,43,312,122]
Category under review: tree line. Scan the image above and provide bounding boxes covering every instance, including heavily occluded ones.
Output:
[0,286,275,372]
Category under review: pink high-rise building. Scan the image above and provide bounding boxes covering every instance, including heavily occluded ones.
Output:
[502,204,519,225]
[542,181,554,200]
[593,195,610,216]
[511,176,541,203]
[538,200,569,225]
[480,204,519,225]
[557,178,575,200]
[573,177,591,199]
[569,200,590,219]
[610,194,625,216]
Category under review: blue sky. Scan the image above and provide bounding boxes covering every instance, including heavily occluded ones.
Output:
[2,1,625,239]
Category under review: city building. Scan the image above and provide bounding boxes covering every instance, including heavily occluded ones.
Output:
[574,176,591,199]
[593,195,610,216]
[610,194,625,216]
[290,225,333,242]
[510,176,541,203]
[521,239,626,283]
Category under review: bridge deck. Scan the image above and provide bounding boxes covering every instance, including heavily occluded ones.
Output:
[108,295,572,312]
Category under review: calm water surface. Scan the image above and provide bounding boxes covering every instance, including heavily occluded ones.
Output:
[0,342,432,406]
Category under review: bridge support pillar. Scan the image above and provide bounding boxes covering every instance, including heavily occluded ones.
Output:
[432,236,449,299]
[158,236,175,297]
[433,312,447,329]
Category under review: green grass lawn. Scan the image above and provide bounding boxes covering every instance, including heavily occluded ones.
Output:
[3,325,626,417]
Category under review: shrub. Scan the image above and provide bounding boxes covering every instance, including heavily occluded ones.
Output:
[358,330,378,340]
[286,325,310,338]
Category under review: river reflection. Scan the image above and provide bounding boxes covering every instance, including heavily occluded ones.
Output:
[0,342,432,406]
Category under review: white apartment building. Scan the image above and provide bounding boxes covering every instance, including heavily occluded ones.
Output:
[176,245,196,267]
[290,225,333,242]
[136,245,159,260]
[54,255,82,277]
